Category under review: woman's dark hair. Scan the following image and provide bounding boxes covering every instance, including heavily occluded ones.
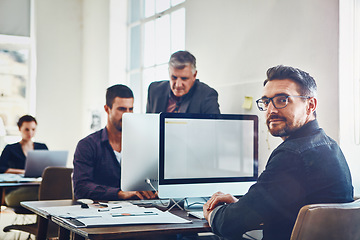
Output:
[17,115,37,128]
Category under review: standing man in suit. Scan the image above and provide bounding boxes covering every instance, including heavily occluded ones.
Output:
[146,50,220,114]
[73,84,156,201]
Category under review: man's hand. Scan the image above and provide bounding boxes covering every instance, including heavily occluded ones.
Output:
[203,191,238,223]
[118,190,157,200]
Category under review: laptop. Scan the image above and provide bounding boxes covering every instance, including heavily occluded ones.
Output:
[24,150,69,178]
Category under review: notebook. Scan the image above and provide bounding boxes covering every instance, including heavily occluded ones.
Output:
[24,150,68,177]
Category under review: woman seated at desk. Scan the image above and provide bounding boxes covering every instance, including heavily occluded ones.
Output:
[0,115,48,207]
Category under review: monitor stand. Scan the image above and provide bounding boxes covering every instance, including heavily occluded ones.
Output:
[166,198,186,211]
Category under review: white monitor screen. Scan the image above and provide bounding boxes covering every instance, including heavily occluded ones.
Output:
[158,113,258,198]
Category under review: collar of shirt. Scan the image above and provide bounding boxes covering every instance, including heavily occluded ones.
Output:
[286,119,320,141]
[100,128,110,144]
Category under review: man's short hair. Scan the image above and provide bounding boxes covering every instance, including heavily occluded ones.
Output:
[264,65,317,98]
[17,115,37,128]
[106,84,134,108]
[169,50,196,73]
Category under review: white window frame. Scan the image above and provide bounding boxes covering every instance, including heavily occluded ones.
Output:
[0,0,35,146]
[127,0,186,113]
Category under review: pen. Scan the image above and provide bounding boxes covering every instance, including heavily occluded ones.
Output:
[96,202,108,208]
[98,206,122,211]
[98,209,109,212]
[111,206,122,209]
[111,211,158,217]
[60,215,102,219]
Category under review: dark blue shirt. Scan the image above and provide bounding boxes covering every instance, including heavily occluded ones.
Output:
[0,142,48,173]
[73,128,121,200]
[210,120,353,240]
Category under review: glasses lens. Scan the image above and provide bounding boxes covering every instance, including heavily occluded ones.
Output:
[257,99,268,111]
[273,96,288,109]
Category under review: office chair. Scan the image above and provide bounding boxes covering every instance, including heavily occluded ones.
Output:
[290,199,360,240]
[3,167,73,239]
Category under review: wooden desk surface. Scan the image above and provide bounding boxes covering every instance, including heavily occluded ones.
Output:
[22,199,211,240]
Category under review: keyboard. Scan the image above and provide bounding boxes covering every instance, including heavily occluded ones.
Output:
[187,211,205,219]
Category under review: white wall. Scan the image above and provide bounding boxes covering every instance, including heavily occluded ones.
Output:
[34,0,83,165]
[34,0,124,166]
[339,0,360,196]
[186,0,340,172]
[81,0,110,137]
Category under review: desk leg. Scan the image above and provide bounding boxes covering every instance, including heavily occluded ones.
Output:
[58,226,71,240]
[0,187,5,211]
[37,216,48,240]
[72,232,86,240]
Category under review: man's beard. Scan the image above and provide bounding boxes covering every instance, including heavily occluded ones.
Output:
[266,114,290,138]
[112,120,122,132]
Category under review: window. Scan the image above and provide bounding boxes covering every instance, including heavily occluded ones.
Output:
[128,0,185,113]
[0,0,33,147]
[0,34,33,142]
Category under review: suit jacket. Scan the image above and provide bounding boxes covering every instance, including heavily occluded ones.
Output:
[146,79,220,114]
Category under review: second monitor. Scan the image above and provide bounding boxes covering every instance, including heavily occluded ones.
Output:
[158,113,259,199]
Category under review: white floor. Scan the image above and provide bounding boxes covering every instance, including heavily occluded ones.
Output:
[0,206,36,240]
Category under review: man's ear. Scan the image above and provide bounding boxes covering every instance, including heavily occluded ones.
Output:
[104,104,110,114]
[307,97,317,115]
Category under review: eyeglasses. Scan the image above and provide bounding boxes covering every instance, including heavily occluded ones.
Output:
[256,95,310,111]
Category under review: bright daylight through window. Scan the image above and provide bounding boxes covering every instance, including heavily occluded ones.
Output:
[128,0,185,113]
[0,35,33,148]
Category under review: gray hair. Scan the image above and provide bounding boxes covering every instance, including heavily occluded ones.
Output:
[169,50,196,74]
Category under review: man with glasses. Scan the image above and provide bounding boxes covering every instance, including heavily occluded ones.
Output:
[202,65,353,240]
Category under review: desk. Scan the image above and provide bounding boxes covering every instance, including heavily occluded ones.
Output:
[0,182,41,209]
[21,199,211,240]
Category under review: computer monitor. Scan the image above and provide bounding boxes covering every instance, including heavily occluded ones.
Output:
[158,113,258,199]
[121,113,160,191]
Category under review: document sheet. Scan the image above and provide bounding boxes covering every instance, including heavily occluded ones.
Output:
[40,202,191,228]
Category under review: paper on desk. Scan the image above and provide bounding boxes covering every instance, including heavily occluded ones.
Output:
[74,207,191,227]
[40,202,138,218]
[41,203,191,228]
